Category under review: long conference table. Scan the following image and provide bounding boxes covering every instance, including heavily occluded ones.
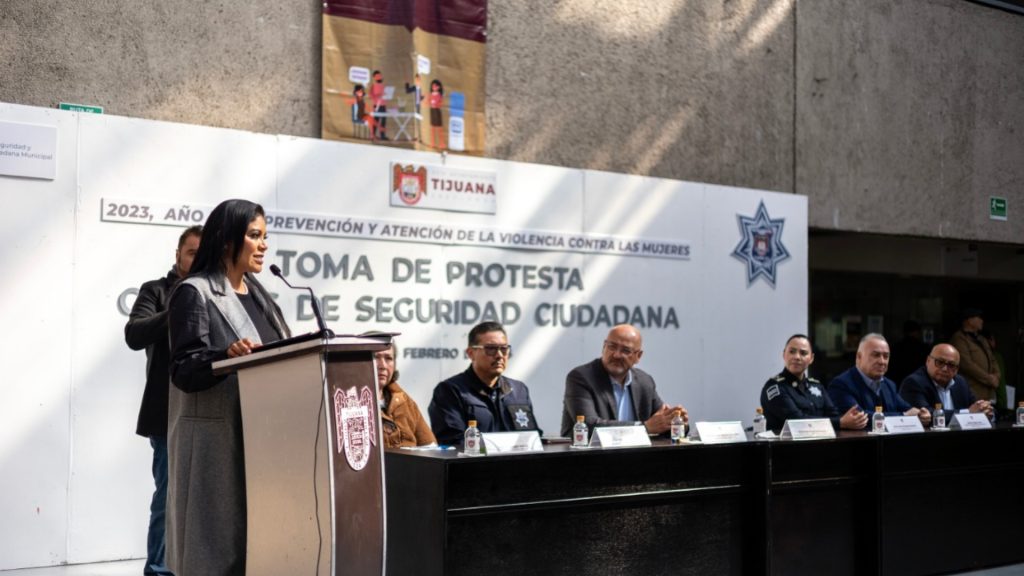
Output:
[384,425,1024,576]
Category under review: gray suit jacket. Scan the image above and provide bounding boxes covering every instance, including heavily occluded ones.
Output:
[166,271,290,576]
[560,358,665,437]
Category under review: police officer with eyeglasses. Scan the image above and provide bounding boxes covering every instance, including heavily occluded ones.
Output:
[428,321,541,445]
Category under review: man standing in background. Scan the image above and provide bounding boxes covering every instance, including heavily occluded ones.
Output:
[124,226,201,576]
[950,309,1001,406]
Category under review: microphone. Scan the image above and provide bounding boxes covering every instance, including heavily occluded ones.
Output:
[269,264,335,339]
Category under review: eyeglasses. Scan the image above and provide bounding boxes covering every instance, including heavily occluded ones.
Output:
[930,356,959,371]
[470,344,512,357]
[603,341,639,356]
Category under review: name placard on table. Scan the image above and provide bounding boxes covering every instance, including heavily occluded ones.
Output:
[950,413,992,431]
[590,425,652,448]
[481,431,544,454]
[884,416,926,434]
[694,421,747,444]
[780,418,835,440]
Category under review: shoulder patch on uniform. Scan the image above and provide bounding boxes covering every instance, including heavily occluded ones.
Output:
[771,375,785,382]
[808,377,821,384]
[766,384,781,400]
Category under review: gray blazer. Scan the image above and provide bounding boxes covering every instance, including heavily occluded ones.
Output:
[560,358,665,437]
[166,271,289,576]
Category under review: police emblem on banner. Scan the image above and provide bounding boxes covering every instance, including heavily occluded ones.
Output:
[391,164,427,206]
[333,385,377,471]
[731,200,790,288]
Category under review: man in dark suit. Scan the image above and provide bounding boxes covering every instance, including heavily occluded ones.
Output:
[124,225,201,576]
[899,343,992,422]
[560,324,686,437]
[828,333,932,429]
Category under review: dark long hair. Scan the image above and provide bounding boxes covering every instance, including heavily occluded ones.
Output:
[189,199,265,277]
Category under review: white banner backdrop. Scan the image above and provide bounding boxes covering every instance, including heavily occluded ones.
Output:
[0,103,807,569]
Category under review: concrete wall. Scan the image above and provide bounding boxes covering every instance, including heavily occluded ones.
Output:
[797,0,1024,243]
[2,0,1021,244]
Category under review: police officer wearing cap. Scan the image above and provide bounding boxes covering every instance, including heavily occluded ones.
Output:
[760,334,867,433]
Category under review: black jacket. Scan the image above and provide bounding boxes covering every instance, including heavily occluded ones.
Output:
[124,268,177,438]
[428,367,539,445]
[899,366,977,420]
[760,368,840,434]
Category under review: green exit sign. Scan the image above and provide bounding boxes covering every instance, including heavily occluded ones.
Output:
[989,196,1007,221]
[59,102,104,114]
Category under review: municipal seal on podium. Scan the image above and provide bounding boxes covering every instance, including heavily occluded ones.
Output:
[334,385,377,471]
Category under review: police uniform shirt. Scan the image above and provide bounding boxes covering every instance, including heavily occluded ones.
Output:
[428,366,541,445]
[760,368,840,434]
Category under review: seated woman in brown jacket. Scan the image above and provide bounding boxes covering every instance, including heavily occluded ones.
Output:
[374,342,437,448]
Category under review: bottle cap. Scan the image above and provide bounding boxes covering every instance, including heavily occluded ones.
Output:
[468,420,477,427]
[576,415,585,423]
[1019,401,1024,408]
[874,406,883,412]
[935,403,942,409]
[756,407,763,414]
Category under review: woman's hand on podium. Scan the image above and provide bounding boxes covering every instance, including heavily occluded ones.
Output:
[227,338,258,358]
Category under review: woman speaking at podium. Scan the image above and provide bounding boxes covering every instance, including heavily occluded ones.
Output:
[165,199,291,576]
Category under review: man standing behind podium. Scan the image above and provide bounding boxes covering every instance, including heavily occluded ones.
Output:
[429,321,540,445]
[124,225,200,576]
[829,333,932,428]
[899,343,992,421]
[560,324,686,437]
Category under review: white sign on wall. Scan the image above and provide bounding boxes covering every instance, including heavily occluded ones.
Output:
[0,120,57,180]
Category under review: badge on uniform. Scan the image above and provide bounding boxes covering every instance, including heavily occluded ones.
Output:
[766,384,780,401]
[809,386,822,397]
[505,404,536,430]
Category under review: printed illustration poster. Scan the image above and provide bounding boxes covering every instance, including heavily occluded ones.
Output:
[322,0,487,155]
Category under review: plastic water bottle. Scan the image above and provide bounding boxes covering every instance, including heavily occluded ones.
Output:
[1016,401,1024,426]
[572,415,588,447]
[753,407,766,435]
[670,410,685,443]
[463,420,482,456]
[872,406,885,433]
[933,403,946,429]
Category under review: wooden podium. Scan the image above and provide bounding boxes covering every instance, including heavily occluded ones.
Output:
[213,334,391,576]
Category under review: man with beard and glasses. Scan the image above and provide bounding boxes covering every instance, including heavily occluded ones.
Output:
[899,343,992,423]
[428,322,540,445]
[560,324,687,437]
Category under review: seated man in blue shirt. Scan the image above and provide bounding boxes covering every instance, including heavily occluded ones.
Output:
[899,343,992,422]
[828,333,932,429]
[560,324,686,437]
[428,321,540,445]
